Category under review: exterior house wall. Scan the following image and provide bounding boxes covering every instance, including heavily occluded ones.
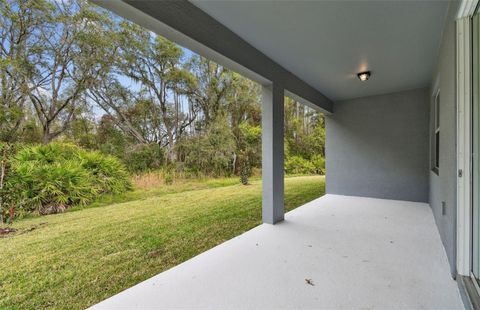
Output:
[429,0,459,276]
[325,88,430,203]
[325,0,459,276]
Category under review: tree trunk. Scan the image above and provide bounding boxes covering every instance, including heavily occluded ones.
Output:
[232,153,237,175]
[42,123,52,144]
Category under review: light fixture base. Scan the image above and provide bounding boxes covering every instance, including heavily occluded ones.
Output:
[357,71,371,81]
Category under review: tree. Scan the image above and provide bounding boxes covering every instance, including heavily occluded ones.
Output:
[24,0,116,143]
[0,0,51,142]
[96,114,129,158]
[237,122,261,184]
[189,56,233,127]
[283,97,326,175]
[88,78,148,144]
[177,116,235,176]
[227,73,261,174]
[64,101,98,149]
[118,22,197,162]
[0,0,326,180]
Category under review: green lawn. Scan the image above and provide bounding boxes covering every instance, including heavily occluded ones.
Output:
[0,175,325,309]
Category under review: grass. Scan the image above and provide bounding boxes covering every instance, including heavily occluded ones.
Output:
[71,175,262,213]
[0,175,325,309]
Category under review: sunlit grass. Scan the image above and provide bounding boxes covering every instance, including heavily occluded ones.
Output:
[0,175,325,309]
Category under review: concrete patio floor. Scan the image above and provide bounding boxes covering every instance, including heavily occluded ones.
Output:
[91,194,464,309]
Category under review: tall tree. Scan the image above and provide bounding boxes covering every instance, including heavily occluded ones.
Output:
[24,0,116,143]
[88,78,147,144]
[189,56,232,127]
[0,0,51,142]
[118,22,196,161]
[226,73,261,174]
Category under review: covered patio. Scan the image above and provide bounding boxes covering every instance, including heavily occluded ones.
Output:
[91,195,462,309]
[87,0,476,307]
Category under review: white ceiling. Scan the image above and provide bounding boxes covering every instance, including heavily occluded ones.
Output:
[191,0,450,101]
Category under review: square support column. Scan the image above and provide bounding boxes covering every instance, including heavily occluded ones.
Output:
[262,83,284,224]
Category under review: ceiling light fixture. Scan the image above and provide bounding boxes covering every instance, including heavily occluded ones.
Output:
[357,71,371,81]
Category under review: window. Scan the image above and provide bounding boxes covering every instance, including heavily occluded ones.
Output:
[432,90,440,174]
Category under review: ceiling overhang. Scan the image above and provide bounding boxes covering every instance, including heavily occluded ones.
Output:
[93,0,334,113]
[192,0,450,101]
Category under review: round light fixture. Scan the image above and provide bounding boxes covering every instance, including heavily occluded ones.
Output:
[357,71,371,81]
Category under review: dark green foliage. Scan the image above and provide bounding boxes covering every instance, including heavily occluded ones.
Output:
[4,143,131,218]
[96,115,129,159]
[283,97,326,176]
[66,114,99,150]
[237,123,261,169]
[124,143,165,173]
[239,153,251,185]
[12,158,96,214]
[284,154,325,175]
[311,154,326,175]
[80,150,132,194]
[0,142,21,222]
[236,123,260,185]
[178,117,236,177]
[285,156,316,175]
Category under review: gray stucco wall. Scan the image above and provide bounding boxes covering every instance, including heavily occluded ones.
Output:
[326,88,430,203]
[429,0,459,276]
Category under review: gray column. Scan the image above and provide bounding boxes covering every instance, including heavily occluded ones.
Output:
[262,83,284,224]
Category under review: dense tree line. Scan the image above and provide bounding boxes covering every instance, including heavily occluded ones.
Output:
[0,0,325,181]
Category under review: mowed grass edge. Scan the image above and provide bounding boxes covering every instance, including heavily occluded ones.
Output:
[0,176,325,309]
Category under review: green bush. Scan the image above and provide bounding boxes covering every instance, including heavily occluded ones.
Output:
[123,143,165,173]
[237,123,261,178]
[6,143,132,216]
[311,154,326,175]
[0,143,22,222]
[178,118,235,177]
[284,155,316,175]
[80,151,132,194]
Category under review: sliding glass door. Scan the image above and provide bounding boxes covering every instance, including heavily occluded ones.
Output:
[472,6,480,286]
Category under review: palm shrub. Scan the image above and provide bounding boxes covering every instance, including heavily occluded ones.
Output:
[7,143,132,216]
[80,151,132,194]
[11,160,97,214]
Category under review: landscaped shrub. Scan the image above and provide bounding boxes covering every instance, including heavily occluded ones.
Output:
[6,143,132,216]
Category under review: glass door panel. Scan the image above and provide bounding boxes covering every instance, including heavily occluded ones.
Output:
[472,7,480,284]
